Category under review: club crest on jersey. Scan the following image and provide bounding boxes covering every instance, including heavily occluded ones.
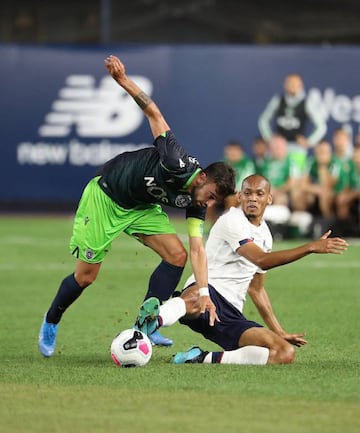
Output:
[175,194,192,207]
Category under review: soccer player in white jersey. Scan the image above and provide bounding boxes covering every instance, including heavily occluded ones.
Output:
[135,174,348,365]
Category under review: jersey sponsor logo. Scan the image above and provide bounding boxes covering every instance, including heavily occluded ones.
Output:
[147,186,169,203]
[143,176,191,207]
[144,176,169,203]
[144,176,156,187]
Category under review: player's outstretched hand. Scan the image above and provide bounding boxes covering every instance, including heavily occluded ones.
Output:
[199,295,219,326]
[310,230,349,254]
[282,332,308,347]
[104,54,126,83]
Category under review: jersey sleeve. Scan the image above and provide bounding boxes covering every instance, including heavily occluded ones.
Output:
[185,205,206,221]
[153,130,200,178]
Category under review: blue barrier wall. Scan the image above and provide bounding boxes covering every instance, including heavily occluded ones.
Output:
[1,44,359,203]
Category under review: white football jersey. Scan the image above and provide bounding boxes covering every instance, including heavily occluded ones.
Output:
[184,206,273,313]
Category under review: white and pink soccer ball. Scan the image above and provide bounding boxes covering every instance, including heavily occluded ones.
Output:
[110,328,152,367]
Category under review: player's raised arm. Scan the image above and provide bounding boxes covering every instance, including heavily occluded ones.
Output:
[238,231,348,271]
[104,54,170,139]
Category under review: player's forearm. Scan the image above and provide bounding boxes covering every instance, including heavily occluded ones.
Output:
[260,309,286,336]
[249,288,286,335]
[118,76,169,137]
[189,246,208,289]
[114,75,154,113]
[112,73,141,98]
[257,244,312,270]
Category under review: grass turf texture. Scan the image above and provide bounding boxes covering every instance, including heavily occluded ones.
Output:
[0,216,359,433]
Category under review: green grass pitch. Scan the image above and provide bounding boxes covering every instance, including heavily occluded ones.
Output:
[0,216,359,433]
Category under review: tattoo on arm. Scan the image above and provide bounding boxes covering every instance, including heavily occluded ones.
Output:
[134,91,153,110]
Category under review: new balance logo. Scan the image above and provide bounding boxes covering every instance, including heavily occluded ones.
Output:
[38,74,153,138]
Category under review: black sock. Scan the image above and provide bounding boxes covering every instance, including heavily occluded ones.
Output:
[144,260,184,302]
[46,273,84,324]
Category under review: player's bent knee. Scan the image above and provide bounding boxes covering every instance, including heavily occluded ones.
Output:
[269,342,295,364]
[278,344,296,364]
[167,247,187,267]
[74,273,97,288]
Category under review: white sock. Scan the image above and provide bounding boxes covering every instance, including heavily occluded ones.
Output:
[203,346,269,365]
[159,297,186,327]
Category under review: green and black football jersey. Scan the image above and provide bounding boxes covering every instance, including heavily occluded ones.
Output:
[97,130,206,220]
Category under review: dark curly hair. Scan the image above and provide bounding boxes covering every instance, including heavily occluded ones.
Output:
[203,161,236,199]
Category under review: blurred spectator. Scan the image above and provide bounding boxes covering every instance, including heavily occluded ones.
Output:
[258,73,327,176]
[252,136,269,174]
[260,135,294,237]
[335,137,360,224]
[333,129,355,205]
[223,140,256,191]
[260,134,296,207]
[292,140,340,218]
[355,132,360,148]
[333,127,353,159]
[222,139,256,209]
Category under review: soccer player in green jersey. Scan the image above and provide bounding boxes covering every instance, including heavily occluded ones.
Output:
[38,55,235,356]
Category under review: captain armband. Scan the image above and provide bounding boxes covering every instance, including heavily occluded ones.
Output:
[186,217,204,238]
[134,91,153,110]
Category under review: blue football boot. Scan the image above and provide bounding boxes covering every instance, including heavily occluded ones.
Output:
[172,346,209,364]
[38,314,58,357]
[149,330,173,347]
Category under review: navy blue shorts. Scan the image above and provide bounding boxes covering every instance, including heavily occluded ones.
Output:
[179,284,263,351]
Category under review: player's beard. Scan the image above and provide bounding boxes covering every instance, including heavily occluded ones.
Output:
[243,209,259,221]
[190,186,207,208]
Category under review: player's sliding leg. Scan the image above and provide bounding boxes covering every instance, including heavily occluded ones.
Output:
[172,346,209,364]
[172,346,270,365]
